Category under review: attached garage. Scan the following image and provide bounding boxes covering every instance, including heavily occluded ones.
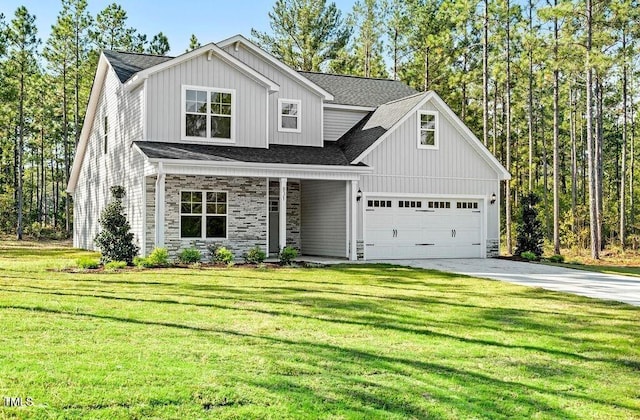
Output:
[364,196,484,259]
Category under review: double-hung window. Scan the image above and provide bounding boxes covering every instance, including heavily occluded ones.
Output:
[183,86,235,142]
[180,191,227,239]
[418,110,438,149]
[278,98,301,133]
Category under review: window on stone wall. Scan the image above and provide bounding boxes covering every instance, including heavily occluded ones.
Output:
[180,190,227,239]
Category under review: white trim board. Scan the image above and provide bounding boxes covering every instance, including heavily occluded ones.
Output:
[124,42,279,93]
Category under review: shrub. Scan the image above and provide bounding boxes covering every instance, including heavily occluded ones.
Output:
[521,251,538,261]
[94,186,139,264]
[147,247,169,267]
[244,245,266,264]
[515,192,544,258]
[178,247,202,264]
[104,260,127,271]
[548,254,564,263]
[279,246,298,266]
[133,256,150,268]
[213,246,234,265]
[76,257,100,269]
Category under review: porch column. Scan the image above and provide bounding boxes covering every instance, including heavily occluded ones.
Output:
[279,177,287,252]
[350,180,358,261]
[155,162,165,248]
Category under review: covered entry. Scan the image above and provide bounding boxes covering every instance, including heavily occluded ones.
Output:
[364,196,484,259]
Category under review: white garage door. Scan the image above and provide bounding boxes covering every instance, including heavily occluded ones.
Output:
[365,197,483,259]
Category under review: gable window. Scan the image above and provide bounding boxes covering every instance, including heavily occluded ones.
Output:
[180,190,228,239]
[183,86,235,142]
[278,98,301,133]
[418,110,438,149]
[103,116,108,154]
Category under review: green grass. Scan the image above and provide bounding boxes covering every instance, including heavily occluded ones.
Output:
[1,240,640,419]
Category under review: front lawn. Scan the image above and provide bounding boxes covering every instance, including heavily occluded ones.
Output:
[1,240,639,419]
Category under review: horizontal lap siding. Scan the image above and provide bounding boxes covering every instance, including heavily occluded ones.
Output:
[300,180,346,257]
[74,69,145,251]
[222,44,323,147]
[361,101,501,242]
[324,109,368,141]
[146,53,267,148]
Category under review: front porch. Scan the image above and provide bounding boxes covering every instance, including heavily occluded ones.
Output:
[144,174,362,262]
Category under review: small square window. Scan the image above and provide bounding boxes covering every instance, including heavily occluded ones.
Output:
[418,111,438,149]
[399,201,404,208]
[278,99,301,132]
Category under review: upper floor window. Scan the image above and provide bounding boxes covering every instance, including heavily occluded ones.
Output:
[182,86,235,142]
[418,110,438,149]
[278,98,301,133]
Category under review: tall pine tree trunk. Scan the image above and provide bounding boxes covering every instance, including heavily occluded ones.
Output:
[585,0,599,258]
[482,0,489,148]
[552,5,560,254]
[505,0,513,254]
[570,86,578,235]
[620,31,628,248]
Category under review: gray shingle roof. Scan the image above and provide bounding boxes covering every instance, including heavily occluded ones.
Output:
[103,50,173,83]
[338,92,427,162]
[134,141,364,167]
[299,71,418,107]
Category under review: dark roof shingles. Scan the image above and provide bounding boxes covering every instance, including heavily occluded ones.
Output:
[103,50,173,83]
[134,141,360,167]
[338,93,427,162]
[299,71,417,107]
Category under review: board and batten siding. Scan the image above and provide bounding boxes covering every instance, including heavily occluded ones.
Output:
[359,101,502,242]
[74,67,146,252]
[324,108,368,141]
[300,180,347,257]
[145,52,268,148]
[221,44,323,147]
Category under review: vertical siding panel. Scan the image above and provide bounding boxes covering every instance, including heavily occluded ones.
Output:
[300,180,346,257]
[146,53,267,148]
[222,43,323,147]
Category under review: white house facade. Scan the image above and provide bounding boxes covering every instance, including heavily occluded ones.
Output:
[67,35,510,261]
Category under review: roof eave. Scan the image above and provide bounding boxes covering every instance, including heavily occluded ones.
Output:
[67,53,111,194]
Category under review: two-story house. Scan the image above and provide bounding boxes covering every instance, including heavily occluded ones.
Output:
[67,35,510,261]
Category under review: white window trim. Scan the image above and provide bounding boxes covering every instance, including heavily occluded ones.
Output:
[179,189,229,240]
[277,98,301,133]
[181,85,236,143]
[417,110,438,150]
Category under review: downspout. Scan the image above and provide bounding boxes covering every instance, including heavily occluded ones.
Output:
[155,161,166,248]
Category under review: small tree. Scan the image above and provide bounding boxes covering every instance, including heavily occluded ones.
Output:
[95,186,139,264]
[515,192,544,258]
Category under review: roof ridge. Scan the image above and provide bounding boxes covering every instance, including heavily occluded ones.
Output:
[381,91,428,106]
[104,49,174,59]
[299,70,400,82]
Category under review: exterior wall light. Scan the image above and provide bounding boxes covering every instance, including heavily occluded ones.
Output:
[356,189,363,201]
[490,193,497,205]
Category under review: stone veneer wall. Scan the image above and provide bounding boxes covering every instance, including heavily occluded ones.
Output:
[145,176,156,255]
[268,180,301,250]
[155,175,268,259]
[486,239,499,257]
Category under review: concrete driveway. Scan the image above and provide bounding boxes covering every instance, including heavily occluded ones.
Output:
[381,258,640,306]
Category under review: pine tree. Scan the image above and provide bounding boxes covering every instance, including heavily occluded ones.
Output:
[94,186,139,264]
[147,32,169,55]
[515,192,544,257]
[186,34,201,52]
[251,0,350,71]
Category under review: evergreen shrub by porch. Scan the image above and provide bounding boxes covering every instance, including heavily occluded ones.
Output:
[76,257,100,269]
[177,247,202,264]
[244,246,266,264]
[279,246,298,266]
[94,186,139,264]
[213,246,234,265]
[515,192,544,258]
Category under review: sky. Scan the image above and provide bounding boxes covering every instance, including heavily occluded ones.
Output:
[1,0,358,56]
